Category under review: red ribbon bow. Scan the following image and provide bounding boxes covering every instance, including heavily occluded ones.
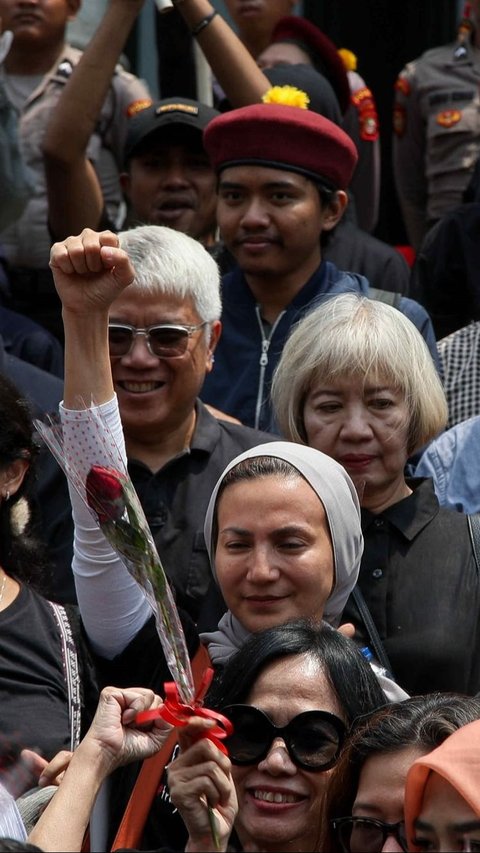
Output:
[136,667,233,754]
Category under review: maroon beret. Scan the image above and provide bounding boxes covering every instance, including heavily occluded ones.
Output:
[203,103,358,190]
[270,16,351,115]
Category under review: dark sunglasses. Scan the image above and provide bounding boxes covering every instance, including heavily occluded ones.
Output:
[108,322,207,358]
[332,816,408,853]
[222,704,346,771]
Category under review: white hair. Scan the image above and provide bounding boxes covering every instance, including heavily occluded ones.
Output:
[118,225,221,322]
[272,294,448,453]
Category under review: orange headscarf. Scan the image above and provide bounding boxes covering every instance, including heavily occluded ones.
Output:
[404,718,480,850]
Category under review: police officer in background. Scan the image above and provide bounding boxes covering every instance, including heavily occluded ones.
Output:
[393,1,480,251]
[0,0,151,339]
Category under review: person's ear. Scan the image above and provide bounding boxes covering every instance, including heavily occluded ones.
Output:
[66,0,81,22]
[321,190,348,233]
[0,458,29,501]
[206,320,222,373]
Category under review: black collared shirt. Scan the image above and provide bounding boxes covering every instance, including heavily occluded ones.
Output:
[342,478,480,696]
[128,400,274,622]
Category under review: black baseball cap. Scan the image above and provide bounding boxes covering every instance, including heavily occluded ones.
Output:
[123,97,220,164]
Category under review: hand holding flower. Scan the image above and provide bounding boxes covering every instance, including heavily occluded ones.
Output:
[168,718,238,853]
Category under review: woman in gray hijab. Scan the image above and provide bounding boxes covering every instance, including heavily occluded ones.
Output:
[201,441,364,664]
[199,440,407,702]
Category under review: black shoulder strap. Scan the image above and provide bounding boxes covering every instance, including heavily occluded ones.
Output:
[352,586,395,678]
[369,287,402,309]
[467,514,480,574]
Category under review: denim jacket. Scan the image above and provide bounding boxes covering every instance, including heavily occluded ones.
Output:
[413,415,480,513]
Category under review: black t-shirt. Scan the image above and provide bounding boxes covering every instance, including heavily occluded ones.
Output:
[0,584,71,760]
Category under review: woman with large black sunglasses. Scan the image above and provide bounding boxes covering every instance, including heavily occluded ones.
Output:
[321,693,480,853]
[167,620,385,853]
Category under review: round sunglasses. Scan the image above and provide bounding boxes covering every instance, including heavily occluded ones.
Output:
[222,704,346,771]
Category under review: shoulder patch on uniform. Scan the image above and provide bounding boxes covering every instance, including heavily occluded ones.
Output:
[436,109,462,128]
[360,110,379,141]
[394,77,411,97]
[351,86,375,107]
[393,104,406,137]
[351,87,379,141]
[126,99,153,118]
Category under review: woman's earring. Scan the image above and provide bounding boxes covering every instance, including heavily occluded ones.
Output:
[3,490,10,502]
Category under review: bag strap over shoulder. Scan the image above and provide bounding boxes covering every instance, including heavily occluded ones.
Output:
[467,513,480,574]
[48,601,82,751]
[351,586,395,678]
[111,642,212,852]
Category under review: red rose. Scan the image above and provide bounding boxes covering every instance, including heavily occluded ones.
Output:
[86,465,126,524]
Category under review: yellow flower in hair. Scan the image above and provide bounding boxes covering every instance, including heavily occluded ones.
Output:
[262,85,310,109]
[338,48,358,72]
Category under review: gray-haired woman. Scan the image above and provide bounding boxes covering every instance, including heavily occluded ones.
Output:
[271,293,480,697]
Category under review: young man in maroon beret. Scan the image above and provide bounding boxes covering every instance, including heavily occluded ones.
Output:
[200,100,439,431]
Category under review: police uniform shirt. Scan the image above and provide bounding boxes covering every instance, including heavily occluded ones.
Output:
[393,40,480,250]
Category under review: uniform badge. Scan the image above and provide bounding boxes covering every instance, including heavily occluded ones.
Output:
[126,99,153,118]
[352,87,380,142]
[393,105,406,137]
[395,77,411,97]
[360,111,379,141]
[156,103,200,115]
[436,110,462,128]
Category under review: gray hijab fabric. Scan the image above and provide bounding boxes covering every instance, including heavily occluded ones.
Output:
[201,441,364,662]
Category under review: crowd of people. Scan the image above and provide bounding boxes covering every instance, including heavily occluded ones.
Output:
[1,0,480,851]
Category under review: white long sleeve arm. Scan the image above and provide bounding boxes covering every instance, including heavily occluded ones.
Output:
[60,395,151,658]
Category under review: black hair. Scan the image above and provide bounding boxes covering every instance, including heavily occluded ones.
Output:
[217,455,300,494]
[207,619,386,725]
[0,842,42,852]
[317,184,336,207]
[316,184,339,249]
[0,374,48,588]
[321,692,480,852]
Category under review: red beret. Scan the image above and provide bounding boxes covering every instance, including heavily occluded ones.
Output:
[270,17,351,115]
[203,103,358,190]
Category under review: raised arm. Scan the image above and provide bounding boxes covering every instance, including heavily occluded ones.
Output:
[29,686,171,853]
[173,0,271,106]
[51,229,151,657]
[50,228,134,406]
[42,0,148,241]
